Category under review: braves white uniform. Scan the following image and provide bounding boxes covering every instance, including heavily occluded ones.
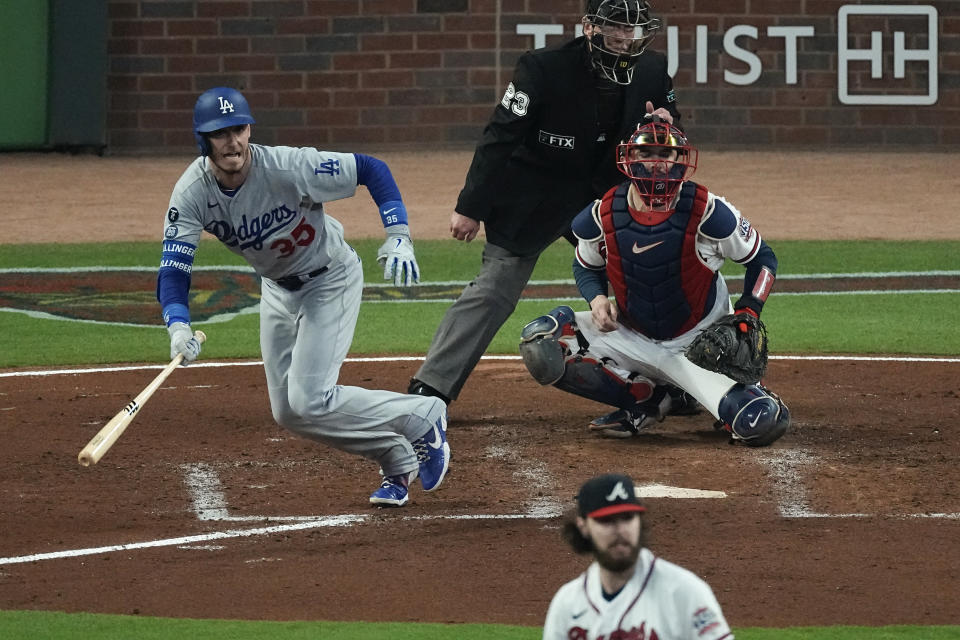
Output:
[161,144,445,478]
[571,187,764,420]
[543,548,733,640]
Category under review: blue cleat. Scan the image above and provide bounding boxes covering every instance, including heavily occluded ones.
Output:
[412,412,450,492]
[369,473,411,507]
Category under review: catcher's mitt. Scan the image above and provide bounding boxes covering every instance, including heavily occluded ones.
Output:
[685,312,768,384]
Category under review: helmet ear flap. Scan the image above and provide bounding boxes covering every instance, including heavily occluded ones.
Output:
[195,133,211,157]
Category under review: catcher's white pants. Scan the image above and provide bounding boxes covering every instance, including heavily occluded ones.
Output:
[573,280,738,418]
[258,246,445,478]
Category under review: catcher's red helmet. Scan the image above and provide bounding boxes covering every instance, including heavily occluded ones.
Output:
[616,120,697,209]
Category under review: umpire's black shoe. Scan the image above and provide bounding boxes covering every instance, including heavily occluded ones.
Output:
[408,378,451,405]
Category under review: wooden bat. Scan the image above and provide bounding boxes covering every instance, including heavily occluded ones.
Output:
[78,330,206,467]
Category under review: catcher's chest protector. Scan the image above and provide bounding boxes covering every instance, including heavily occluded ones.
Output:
[600,181,715,339]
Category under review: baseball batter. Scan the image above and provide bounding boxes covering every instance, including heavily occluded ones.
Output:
[519,120,789,446]
[156,87,450,507]
[543,473,733,640]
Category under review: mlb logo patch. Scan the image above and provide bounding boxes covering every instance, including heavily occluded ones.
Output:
[693,606,721,636]
[738,218,752,238]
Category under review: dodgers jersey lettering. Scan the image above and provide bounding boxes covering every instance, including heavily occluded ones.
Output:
[162,144,357,280]
[543,549,733,640]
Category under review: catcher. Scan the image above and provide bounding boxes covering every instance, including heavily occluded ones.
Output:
[519,120,789,446]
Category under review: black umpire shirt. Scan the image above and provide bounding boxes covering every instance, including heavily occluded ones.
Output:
[455,36,681,257]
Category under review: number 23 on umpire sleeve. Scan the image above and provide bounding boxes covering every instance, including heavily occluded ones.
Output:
[500,82,530,117]
[270,217,316,258]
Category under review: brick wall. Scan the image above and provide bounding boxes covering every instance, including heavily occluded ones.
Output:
[106,0,959,152]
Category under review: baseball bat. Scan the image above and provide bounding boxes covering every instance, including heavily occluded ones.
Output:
[78,330,206,467]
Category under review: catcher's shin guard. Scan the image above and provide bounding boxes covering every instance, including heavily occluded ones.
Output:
[717,384,790,447]
[520,306,654,407]
[554,357,655,409]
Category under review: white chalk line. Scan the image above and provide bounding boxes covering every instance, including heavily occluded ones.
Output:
[0,512,598,567]
[3,353,959,379]
[758,449,960,520]
[485,445,564,518]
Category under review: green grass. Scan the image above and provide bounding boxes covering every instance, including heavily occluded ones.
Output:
[2,287,957,368]
[1,611,958,640]
[1,239,958,366]
[4,238,960,276]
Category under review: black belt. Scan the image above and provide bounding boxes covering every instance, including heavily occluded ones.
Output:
[274,266,329,291]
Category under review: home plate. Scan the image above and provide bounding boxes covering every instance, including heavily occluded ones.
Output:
[635,484,727,499]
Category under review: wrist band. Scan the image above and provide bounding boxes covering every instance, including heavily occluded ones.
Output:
[379,200,408,228]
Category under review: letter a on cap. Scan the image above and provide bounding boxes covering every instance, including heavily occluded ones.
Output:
[605,481,630,502]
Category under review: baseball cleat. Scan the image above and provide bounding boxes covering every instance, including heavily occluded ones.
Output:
[412,412,450,492]
[589,403,665,438]
[370,473,412,507]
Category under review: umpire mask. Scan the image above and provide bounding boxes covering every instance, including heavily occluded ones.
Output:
[584,0,661,85]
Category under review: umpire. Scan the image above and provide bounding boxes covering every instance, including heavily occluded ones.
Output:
[409,0,682,404]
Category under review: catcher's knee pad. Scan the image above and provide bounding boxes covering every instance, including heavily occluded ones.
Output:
[519,306,578,384]
[718,384,790,447]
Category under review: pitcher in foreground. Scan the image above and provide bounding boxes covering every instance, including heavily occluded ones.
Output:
[543,473,733,639]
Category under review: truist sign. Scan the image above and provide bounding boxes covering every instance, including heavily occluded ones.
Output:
[517,4,939,106]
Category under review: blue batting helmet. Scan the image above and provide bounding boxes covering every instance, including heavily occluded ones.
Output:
[192,87,255,156]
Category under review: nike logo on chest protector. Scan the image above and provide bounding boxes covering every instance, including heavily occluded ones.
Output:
[632,240,664,254]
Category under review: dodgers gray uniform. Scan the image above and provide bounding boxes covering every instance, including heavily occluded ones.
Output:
[161,144,445,479]
[543,548,733,640]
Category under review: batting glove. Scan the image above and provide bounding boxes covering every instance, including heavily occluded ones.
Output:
[168,322,202,363]
[377,231,420,287]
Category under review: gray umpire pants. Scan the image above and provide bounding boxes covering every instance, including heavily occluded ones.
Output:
[414,242,540,400]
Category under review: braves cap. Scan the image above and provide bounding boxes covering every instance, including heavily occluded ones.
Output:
[576,473,646,519]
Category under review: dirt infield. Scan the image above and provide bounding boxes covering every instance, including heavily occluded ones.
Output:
[1,149,959,629]
[3,150,960,243]
[1,358,958,626]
